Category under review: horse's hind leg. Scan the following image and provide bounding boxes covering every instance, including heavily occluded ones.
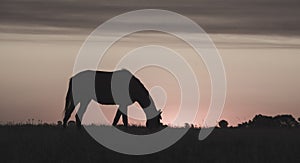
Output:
[63,100,75,127]
[75,101,89,128]
[121,106,128,127]
[112,109,122,126]
[112,105,128,127]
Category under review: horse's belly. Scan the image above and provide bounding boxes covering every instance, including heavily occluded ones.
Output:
[97,97,116,105]
[95,92,116,105]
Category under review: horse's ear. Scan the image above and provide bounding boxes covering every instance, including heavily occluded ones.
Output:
[158,109,162,120]
[158,109,162,114]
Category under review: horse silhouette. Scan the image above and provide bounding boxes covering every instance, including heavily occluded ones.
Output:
[63,69,163,128]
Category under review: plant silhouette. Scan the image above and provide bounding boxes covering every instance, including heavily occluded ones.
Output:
[218,120,229,128]
[238,114,299,128]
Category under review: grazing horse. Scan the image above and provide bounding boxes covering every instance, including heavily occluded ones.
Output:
[63,69,163,128]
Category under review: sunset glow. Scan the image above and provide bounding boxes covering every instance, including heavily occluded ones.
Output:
[1,0,300,127]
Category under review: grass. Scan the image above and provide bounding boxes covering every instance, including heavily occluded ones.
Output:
[0,125,300,163]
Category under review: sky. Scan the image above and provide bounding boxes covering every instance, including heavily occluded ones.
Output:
[0,0,300,126]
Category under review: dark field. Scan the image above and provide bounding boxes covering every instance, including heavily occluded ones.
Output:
[1,125,300,163]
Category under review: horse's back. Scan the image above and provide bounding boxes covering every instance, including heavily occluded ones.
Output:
[71,69,139,105]
[72,69,132,82]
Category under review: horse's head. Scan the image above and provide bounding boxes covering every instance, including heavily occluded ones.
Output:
[146,110,163,128]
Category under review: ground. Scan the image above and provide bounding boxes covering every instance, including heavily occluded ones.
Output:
[1,125,300,163]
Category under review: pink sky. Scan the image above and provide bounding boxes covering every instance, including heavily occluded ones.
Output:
[0,0,300,126]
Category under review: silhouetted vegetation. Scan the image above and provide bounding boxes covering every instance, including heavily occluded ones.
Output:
[57,121,62,126]
[238,114,299,128]
[67,120,76,127]
[1,114,300,162]
[218,120,229,128]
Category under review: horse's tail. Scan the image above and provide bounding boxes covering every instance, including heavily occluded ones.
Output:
[64,78,74,114]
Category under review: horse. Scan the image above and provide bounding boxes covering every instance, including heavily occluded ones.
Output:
[63,69,163,128]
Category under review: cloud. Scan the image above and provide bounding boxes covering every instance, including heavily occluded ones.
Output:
[0,0,300,35]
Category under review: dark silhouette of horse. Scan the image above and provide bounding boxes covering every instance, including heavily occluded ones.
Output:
[63,69,163,128]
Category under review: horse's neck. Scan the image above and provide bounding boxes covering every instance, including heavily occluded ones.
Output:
[140,95,158,119]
